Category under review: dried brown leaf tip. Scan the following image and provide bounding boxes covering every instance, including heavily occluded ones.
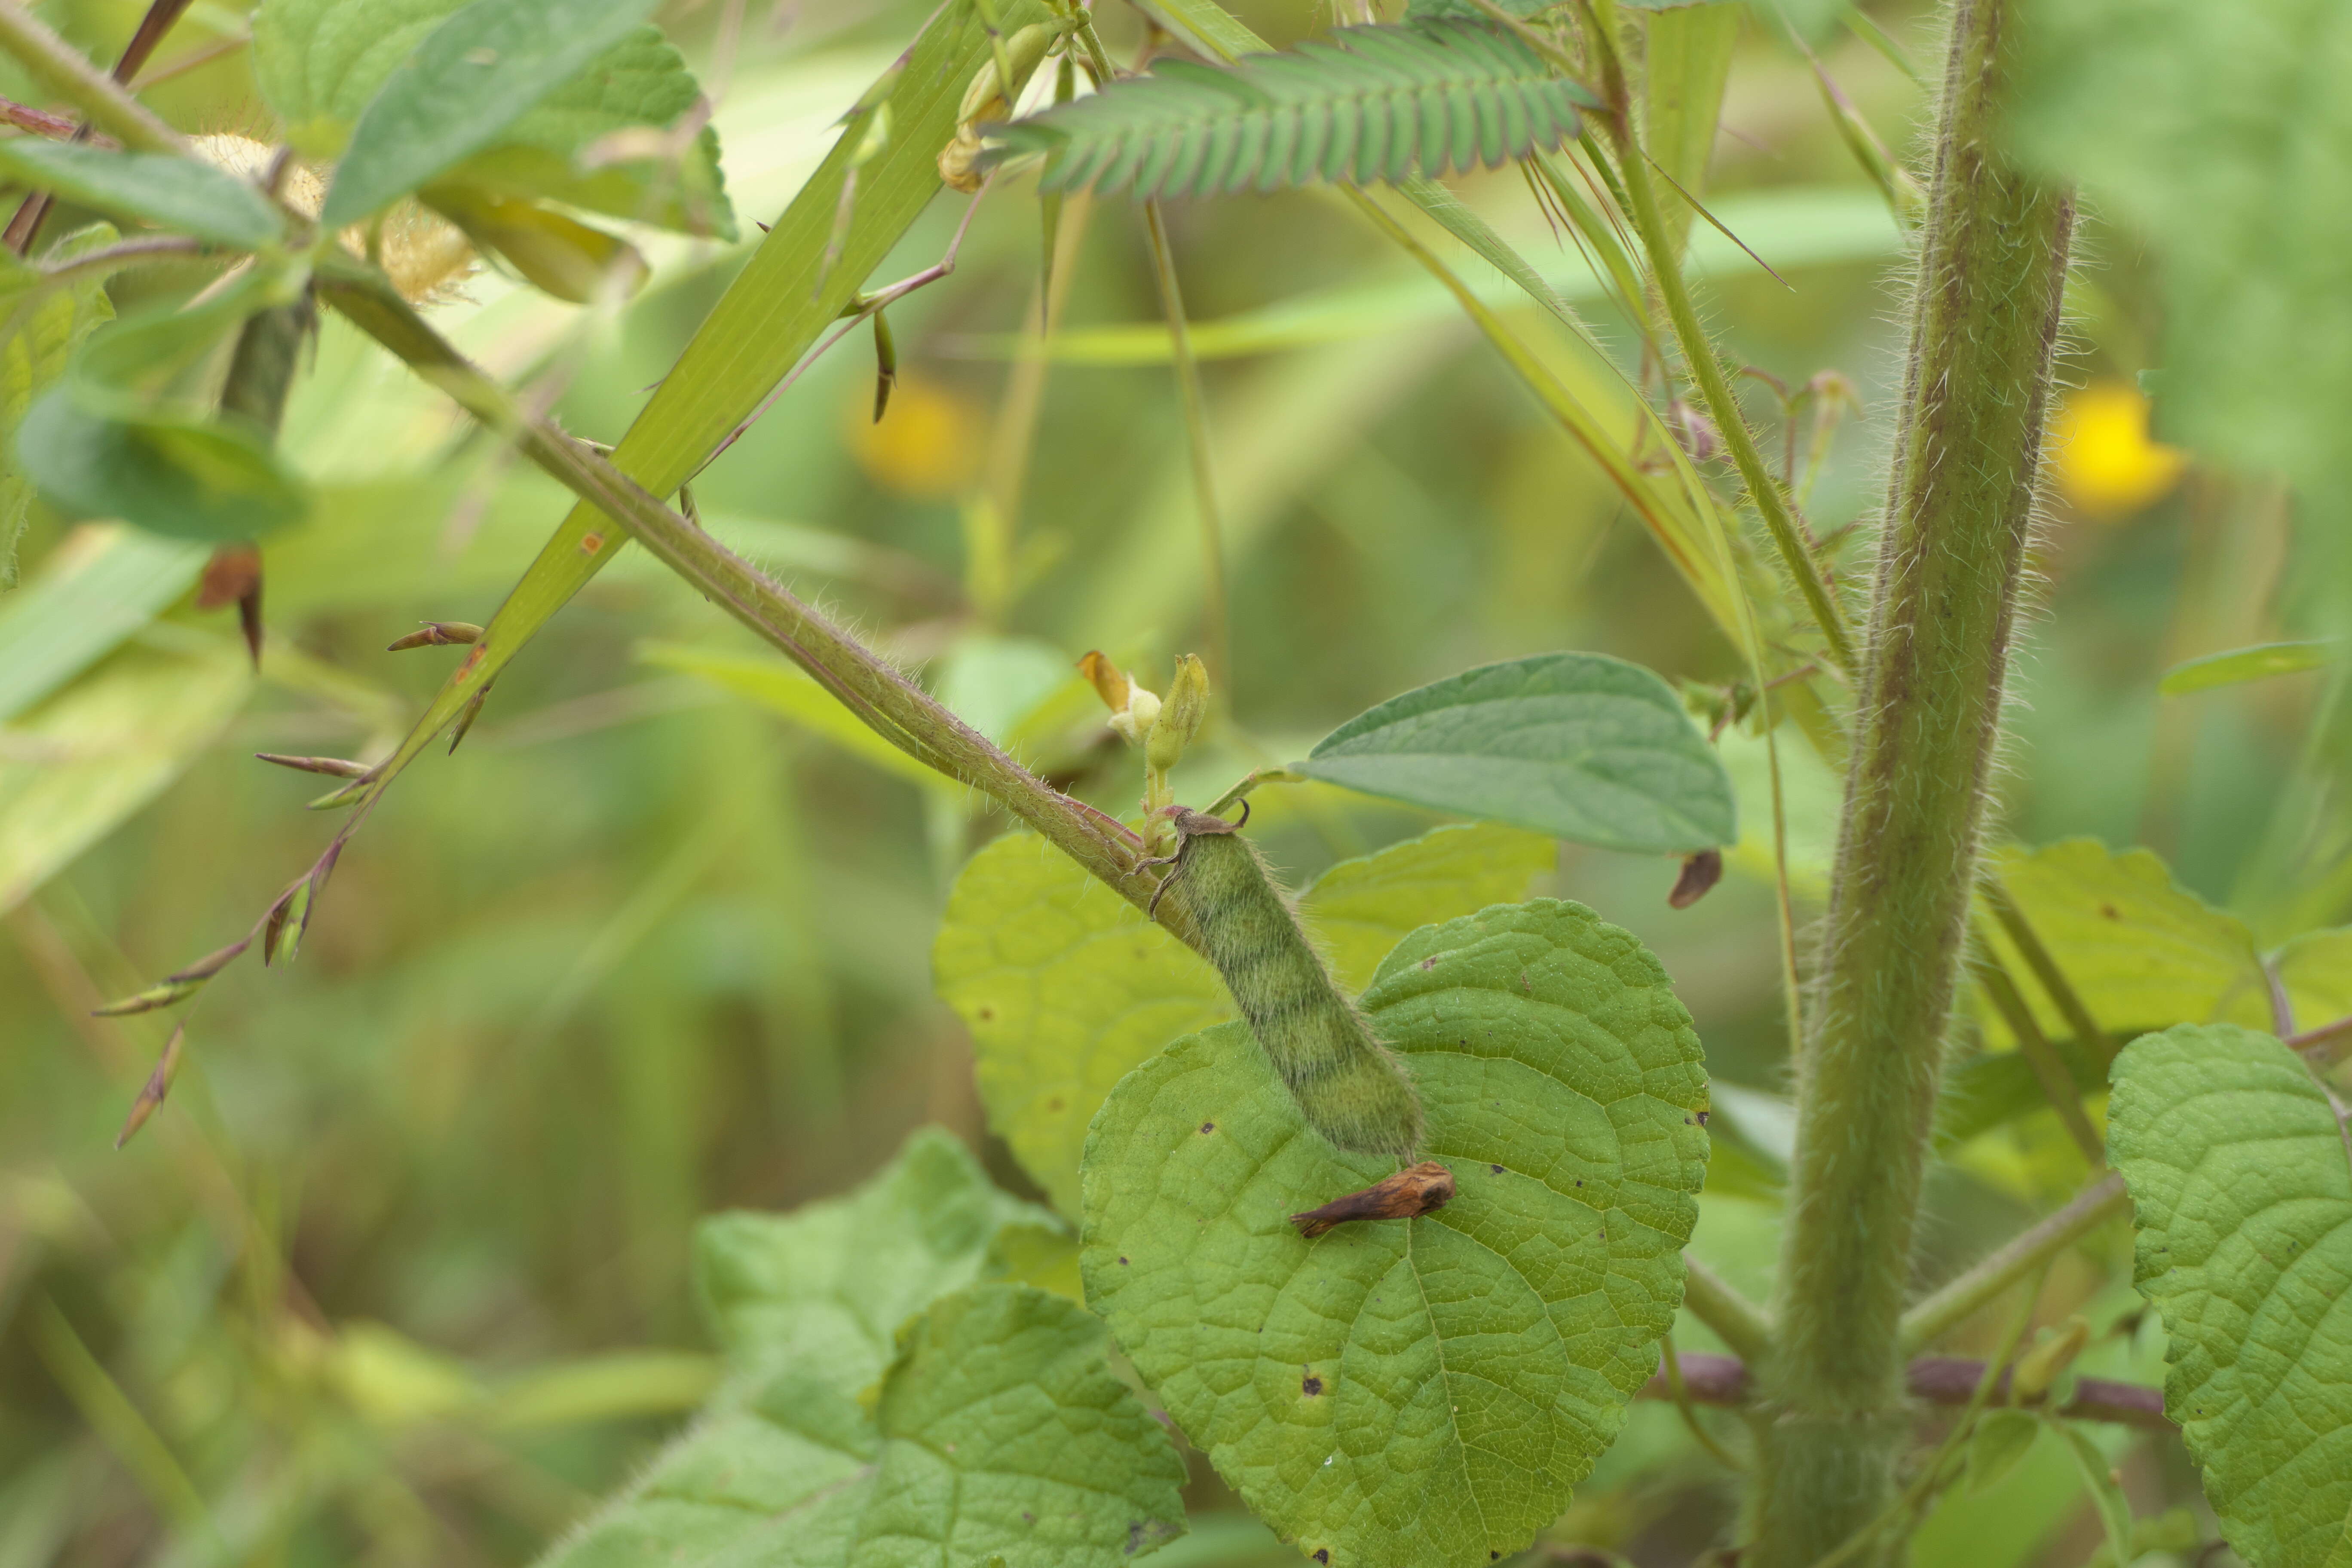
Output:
[386,621,484,652]
[1669,848,1724,910]
[116,1024,185,1148]
[196,545,264,668]
[256,753,374,778]
[1289,1161,1456,1240]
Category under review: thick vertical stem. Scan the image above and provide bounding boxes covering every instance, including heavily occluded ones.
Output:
[1748,1,2072,1563]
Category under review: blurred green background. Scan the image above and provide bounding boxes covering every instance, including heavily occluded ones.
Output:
[0,0,2335,1562]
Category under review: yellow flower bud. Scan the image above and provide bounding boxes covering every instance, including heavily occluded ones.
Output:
[1147,654,1209,772]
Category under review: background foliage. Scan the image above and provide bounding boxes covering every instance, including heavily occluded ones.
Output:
[0,0,2343,1563]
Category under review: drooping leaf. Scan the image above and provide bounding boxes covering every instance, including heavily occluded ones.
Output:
[0,635,254,914]
[256,0,732,236]
[17,392,309,543]
[693,1125,1057,1397]
[0,142,284,251]
[428,189,645,303]
[1,227,119,587]
[934,821,1554,1213]
[2011,0,2352,553]
[1640,3,1742,261]
[1083,899,1709,1568]
[992,22,1595,200]
[317,0,665,229]
[1296,652,1737,853]
[2159,640,2338,697]
[1976,839,2269,1048]
[2107,1023,2352,1568]
[544,1283,1188,1568]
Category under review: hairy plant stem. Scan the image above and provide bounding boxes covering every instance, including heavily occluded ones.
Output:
[316,266,1197,956]
[0,3,182,153]
[1750,0,2073,1560]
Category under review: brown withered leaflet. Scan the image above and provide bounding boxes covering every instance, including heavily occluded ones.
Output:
[1289,1161,1456,1239]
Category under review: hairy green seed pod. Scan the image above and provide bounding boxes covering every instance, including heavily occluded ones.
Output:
[1158,806,1423,1161]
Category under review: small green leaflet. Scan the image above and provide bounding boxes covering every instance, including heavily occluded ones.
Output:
[2052,1421,2136,1568]
[1965,1409,2041,1495]
[992,22,1594,200]
[2159,641,2337,696]
[0,226,119,586]
[17,394,309,542]
[934,821,1555,1214]
[1083,900,1709,1568]
[0,143,285,251]
[319,0,665,229]
[2107,1023,2352,1568]
[541,1130,1184,1568]
[1296,652,1737,853]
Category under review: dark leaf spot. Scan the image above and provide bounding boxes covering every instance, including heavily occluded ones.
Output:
[1314,1552,1330,1564]
[1302,1374,1324,1396]
[1490,1164,1504,1174]
[1118,1256,1129,1265]
[1200,1121,1215,1134]
[977,1007,994,1020]
[2101,903,2121,919]
[1420,956,1436,969]
[1696,1110,1709,1124]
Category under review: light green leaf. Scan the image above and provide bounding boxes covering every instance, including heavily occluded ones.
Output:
[2107,1023,2352,1568]
[1083,899,1709,1568]
[2052,1421,2136,1568]
[1641,2,1741,262]
[1967,1409,2043,1495]
[257,0,731,236]
[693,1126,1057,1398]
[0,633,253,914]
[1978,839,2268,1047]
[2277,929,2352,1035]
[1,227,119,586]
[934,634,1075,746]
[934,821,1554,1214]
[1297,821,1556,992]
[544,1283,1188,1568]
[2011,0,2352,536]
[318,0,665,229]
[18,392,309,543]
[2160,641,2338,697]
[1298,652,1737,853]
[0,526,205,722]
[0,143,284,251]
[638,639,953,792]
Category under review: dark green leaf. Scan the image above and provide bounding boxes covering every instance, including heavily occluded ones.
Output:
[0,142,284,250]
[992,22,1595,199]
[319,0,664,229]
[1297,652,1738,852]
[17,392,309,543]
[1083,899,1709,1568]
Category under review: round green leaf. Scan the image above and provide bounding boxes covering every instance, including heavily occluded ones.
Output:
[1296,653,1736,854]
[2108,1023,2352,1568]
[1082,899,1709,1568]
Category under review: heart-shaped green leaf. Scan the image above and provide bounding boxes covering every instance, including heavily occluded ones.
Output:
[935,822,1554,1214]
[1082,900,1709,1568]
[543,1283,1188,1568]
[1295,653,1736,854]
[2107,1023,2352,1568]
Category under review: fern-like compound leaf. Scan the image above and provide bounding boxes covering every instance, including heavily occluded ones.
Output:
[989,21,1593,199]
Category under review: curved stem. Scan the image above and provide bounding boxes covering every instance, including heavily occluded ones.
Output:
[1902,1173,2128,1354]
[0,3,184,153]
[1680,1254,1772,1366]
[1749,0,2074,1559]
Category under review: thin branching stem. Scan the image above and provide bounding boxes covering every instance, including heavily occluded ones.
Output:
[1901,1173,2127,1354]
[1142,198,1230,692]
[1680,1255,1772,1365]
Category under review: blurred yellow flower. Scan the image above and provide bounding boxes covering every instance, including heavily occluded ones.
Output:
[849,375,984,499]
[2052,380,2187,519]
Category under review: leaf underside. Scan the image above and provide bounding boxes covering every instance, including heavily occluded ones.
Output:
[2107,1024,2352,1568]
[1082,899,1709,1568]
[992,21,1592,200]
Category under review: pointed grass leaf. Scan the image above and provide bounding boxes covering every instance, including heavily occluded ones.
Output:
[542,1283,1188,1568]
[992,22,1594,199]
[0,142,283,251]
[2159,641,2338,697]
[1297,652,1736,853]
[934,821,1555,1213]
[0,636,253,914]
[318,0,665,229]
[694,1126,1058,1399]
[2107,1023,2352,1568]
[1082,899,1708,1568]
[1976,840,2268,1048]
